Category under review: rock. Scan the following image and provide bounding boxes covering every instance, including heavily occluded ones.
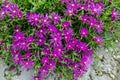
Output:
[109,74,115,80]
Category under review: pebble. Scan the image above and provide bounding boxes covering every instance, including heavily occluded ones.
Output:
[109,74,115,80]
[115,40,119,42]
[99,55,104,60]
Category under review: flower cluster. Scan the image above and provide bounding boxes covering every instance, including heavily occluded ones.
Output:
[0,1,23,20]
[0,0,119,80]
[10,26,34,69]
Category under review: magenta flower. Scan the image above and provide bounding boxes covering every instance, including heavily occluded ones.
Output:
[67,1,78,11]
[25,53,31,58]
[26,36,34,43]
[64,9,75,16]
[80,55,92,68]
[47,59,56,69]
[75,41,88,52]
[52,46,63,58]
[0,40,3,45]
[93,35,104,45]
[88,16,97,26]
[109,26,114,32]
[79,28,89,37]
[12,53,23,64]
[94,20,104,32]
[111,8,120,21]
[48,25,57,33]
[52,12,61,24]
[80,14,89,24]
[41,57,49,65]
[0,9,7,20]
[62,21,70,29]
[8,4,23,19]
[38,66,49,78]
[1,1,23,20]
[21,58,34,69]
[13,31,25,41]
[50,31,62,45]
[36,36,46,46]
[89,2,106,15]
[41,46,51,56]
[61,0,68,4]
[41,14,51,26]
[77,3,88,11]
[73,66,85,80]
[63,28,73,41]
[33,76,41,80]
[26,12,40,26]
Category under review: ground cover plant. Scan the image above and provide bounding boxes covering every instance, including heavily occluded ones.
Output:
[0,0,120,80]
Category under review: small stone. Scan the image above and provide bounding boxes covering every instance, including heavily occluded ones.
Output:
[115,40,118,42]
[109,74,115,80]
[99,55,104,60]
[105,49,108,52]
[113,55,120,60]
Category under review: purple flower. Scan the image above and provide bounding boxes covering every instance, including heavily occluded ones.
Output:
[52,12,61,24]
[50,31,62,46]
[35,27,47,37]
[89,2,105,15]
[66,41,75,50]
[8,4,23,19]
[60,58,73,66]
[62,21,70,29]
[79,28,89,37]
[64,9,75,16]
[67,1,78,11]
[94,20,104,32]
[48,25,57,33]
[80,55,92,68]
[52,46,63,58]
[61,0,68,4]
[73,66,85,80]
[25,53,31,58]
[63,28,73,41]
[0,40,3,45]
[21,58,34,69]
[42,46,51,56]
[26,12,40,26]
[38,66,49,79]
[13,31,25,41]
[0,9,7,20]
[71,62,80,69]
[41,14,51,26]
[76,41,88,52]
[109,26,114,32]
[36,35,46,46]
[47,59,56,69]
[1,1,23,20]
[84,48,94,55]
[14,25,21,32]
[41,57,49,65]
[33,76,41,80]
[93,35,104,45]
[80,14,89,23]
[88,16,97,26]
[12,53,23,64]
[26,36,34,43]
[111,8,120,21]
[77,3,88,11]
